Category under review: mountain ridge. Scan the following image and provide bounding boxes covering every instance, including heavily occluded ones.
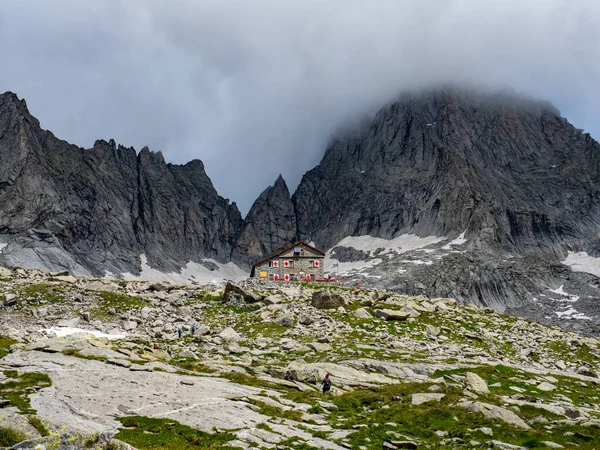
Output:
[3,86,600,334]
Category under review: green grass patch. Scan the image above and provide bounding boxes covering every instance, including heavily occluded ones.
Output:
[220,371,280,390]
[62,348,107,362]
[244,398,303,421]
[171,359,216,374]
[15,283,66,306]
[90,291,149,318]
[114,416,238,449]
[28,416,49,436]
[305,380,600,449]
[0,426,27,447]
[0,371,52,413]
[0,336,17,359]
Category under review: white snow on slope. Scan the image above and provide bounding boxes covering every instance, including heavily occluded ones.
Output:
[326,258,384,276]
[42,327,127,339]
[555,307,591,320]
[0,243,6,253]
[122,255,247,285]
[334,234,444,255]
[548,285,579,302]
[325,234,444,276]
[563,251,600,278]
[442,231,467,249]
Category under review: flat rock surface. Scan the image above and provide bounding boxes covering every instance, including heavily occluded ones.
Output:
[1,350,271,434]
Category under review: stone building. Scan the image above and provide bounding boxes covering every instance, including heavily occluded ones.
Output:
[250,241,325,281]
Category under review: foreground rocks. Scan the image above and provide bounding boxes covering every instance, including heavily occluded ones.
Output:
[0,271,598,449]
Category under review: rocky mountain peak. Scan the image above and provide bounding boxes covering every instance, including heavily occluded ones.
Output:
[0,91,41,132]
[232,175,297,267]
[294,87,600,253]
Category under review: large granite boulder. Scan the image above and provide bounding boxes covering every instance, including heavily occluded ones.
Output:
[311,291,345,309]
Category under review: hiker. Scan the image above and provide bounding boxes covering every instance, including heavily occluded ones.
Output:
[321,373,332,394]
[167,345,172,357]
[191,325,196,335]
[178,328,183,339]
[153,343,159,350]
[284,370,293,381]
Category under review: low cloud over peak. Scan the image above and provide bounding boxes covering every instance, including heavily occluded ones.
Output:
[1,0,599,213]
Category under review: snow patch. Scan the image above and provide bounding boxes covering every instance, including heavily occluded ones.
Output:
[563,251,600,278]
[442,231,467,250]
[42,327,127,340]
[0,243,6,253]
[334,234,444,255]
[555,307,592,320]
[401,260,433,265]
[548,285,579,302]
[122,255,247,285]
[549,285,569,296]
[325,234,443,276]
[326,258,383,276]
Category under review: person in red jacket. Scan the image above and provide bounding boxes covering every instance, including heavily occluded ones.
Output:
[322,373,332,394]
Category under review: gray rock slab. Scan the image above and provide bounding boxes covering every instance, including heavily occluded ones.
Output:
[3,350,276,434]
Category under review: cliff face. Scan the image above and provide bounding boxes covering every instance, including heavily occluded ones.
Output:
[293,88,600,255]
[0,92,242,276]
[232,175,297,267]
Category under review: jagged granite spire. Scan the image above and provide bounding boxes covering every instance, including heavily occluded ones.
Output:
[0,91,242,276]
[232,175,297,267]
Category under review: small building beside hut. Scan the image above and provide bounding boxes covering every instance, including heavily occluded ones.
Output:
[250,241,325,281]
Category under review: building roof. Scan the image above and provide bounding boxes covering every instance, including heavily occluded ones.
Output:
[250,241,326,277]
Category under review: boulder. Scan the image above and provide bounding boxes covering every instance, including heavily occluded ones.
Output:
[2,293,17,307]
[286,361,319,382]
[196,324,210,336]
[147,282,170,292]
[123,321,137,331]
[373,309,411,321]
[51,274,78,284]
[412,393,445,406]
[276,316,294,328]
[298,314,314,325]
[426,325,440,337]
[219,327,241,341]
[465,372,490,394]
[311,291,345,309]
[179,350,198,360]
[309,342,333,352]
[355,308,372,319]
[223,282,260,303]
[537,382,557,392]
[140,306,153,319]
[264,295,283,306]
[458,401,530,430]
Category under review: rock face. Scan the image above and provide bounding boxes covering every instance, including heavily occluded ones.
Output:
[232,175,297,267]
[311,291,346,309]
[293,87,600,253]
[0,92,242,276]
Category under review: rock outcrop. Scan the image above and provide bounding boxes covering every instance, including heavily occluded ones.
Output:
[0,92,242,276]
[293,87,600,254]
[232,175,297,267]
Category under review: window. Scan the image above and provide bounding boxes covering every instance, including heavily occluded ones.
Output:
[282,260,294,268]
[268,260,279,268]
[310,260,321,268]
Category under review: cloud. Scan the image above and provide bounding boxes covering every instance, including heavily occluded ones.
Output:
[1,0,599,213]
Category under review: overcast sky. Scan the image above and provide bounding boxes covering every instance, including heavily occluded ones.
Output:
[1,0,599,214]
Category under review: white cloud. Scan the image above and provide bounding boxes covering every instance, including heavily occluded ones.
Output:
[1,0,599,213]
